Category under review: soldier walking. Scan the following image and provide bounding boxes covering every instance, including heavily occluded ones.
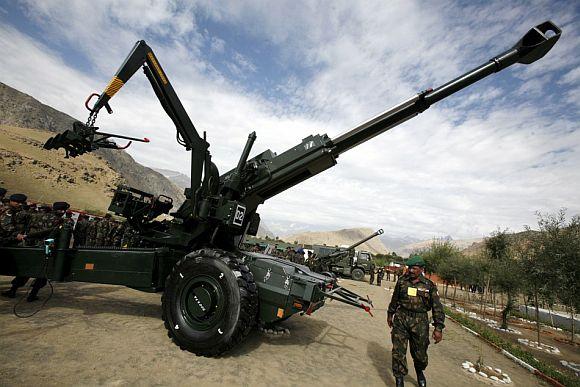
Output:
[387,255,444,387]
[369,262,375,285]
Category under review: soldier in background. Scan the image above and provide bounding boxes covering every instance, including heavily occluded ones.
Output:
[387,256,445,387]
[5,202,69,302]
[24,204,54,247]
[369,262,375,285]
[73,214,89,247]
[110,221,126,247]
[0,188,9,216]
[64,210,75,227]
[0,193,29,247]
[294,248,305,265]
[95,213,113,246]
[121,223,138,248]
[377,267,384,287]
[85,216,99,247]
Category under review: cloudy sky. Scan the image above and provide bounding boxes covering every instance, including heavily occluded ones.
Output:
[0,0,578,240]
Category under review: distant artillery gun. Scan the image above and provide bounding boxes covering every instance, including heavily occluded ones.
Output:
[1,21,561,356]
[310,229,384,281]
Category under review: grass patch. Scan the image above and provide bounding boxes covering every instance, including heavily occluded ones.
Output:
[445,307,579,387]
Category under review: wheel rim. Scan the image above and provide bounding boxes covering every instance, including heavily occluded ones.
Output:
[180,275,226,331]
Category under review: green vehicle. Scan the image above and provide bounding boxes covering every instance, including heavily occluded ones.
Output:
[0,21,561,356]
[310,229,384,281]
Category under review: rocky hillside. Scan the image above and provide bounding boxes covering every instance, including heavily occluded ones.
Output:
[397,237,484,257]
[284,228,389,255]
[0,82,184,210]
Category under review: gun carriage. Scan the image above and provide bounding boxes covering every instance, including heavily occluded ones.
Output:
[0,21,561,356]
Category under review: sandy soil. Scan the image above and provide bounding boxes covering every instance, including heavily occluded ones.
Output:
[0,276,549,386]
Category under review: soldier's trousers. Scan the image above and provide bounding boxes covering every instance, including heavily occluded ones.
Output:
[391,309,430,377]
[11,276,47,293]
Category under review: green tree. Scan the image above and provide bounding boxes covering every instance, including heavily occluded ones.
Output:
[485,229,522,330]
[533,210,580,343]
[422,239,460,275]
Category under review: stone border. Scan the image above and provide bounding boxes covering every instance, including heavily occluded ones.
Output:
[446,314,565,387]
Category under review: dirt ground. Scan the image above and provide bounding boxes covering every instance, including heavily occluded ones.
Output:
[0,275,549,387]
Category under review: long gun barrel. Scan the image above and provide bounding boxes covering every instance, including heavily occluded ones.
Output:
[345,229,384,251]
[331,21,561,155]
[239,21,561,207]
[327,229,384,258]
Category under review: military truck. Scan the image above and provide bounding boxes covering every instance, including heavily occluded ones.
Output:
[0,21,561,356]
[310,229,384,280]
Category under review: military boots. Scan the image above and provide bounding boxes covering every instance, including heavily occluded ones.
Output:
[416,369,427,387]
[395,376,404,387]
[1,287,16,298]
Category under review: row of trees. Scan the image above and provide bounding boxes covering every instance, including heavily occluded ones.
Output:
[421,210,579,344]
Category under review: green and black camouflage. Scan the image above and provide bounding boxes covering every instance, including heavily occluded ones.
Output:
[388,273,445,377]
[73,216,89,247]
[95,216,113,246]
[85,218,99,246]
[25,210,60,246]
[110,221,126,247]
[0,205,29,246]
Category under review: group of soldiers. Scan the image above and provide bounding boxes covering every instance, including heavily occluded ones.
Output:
[369,265,386,286]
[76,213,139,249]
[0,188,71,301]
[0,187,141,302]
[249,243,310,265]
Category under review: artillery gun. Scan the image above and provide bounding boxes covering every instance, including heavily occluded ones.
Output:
[1,21,561,356]
[309,229,384,280]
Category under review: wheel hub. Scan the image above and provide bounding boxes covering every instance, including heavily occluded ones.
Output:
[180,276,225,330]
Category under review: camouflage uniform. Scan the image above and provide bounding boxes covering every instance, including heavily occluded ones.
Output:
[10,204,66,301]
[95,216,113,246]
[369,263,375,284]
[25,209,59,246]
[73,216,89,247]
[388,273,445,378]
[110,221,126,247]
[377,267,384,286]
[0,203,29,246]
[85,218,99,246]
[121,223,138,248]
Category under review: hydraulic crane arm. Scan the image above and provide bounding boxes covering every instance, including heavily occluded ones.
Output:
[87,40,210,200]
[90,40,206,152]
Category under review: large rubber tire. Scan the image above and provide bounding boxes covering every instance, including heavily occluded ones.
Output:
[351,268,365,281]
[162,248,258,357]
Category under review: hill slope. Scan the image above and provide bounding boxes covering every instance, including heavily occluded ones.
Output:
[0,82,184,210]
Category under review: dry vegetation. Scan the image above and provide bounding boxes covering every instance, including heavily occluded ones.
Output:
[0,125,122,213]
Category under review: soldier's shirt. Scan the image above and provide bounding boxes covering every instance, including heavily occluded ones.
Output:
[388,273,445,330]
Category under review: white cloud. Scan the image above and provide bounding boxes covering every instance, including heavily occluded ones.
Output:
[1,0,578,241]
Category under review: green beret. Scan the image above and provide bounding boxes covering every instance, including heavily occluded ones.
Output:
[406,255,425,267]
